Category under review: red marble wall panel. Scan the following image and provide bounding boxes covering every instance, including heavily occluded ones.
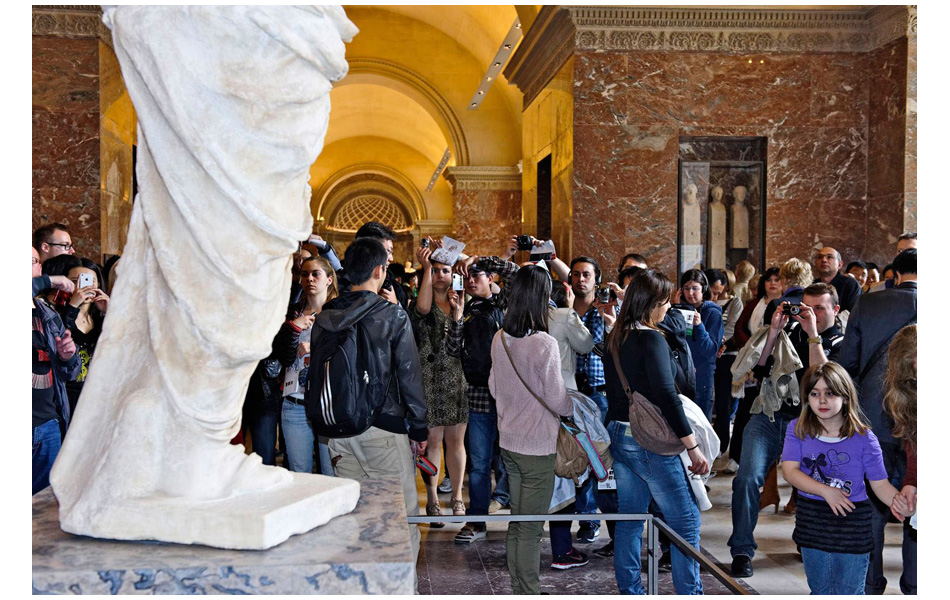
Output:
[453,190,522,258]
[572,50,874,276]
[33,36,101,260]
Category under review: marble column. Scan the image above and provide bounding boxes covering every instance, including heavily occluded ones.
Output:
[443,167,522,257]
[33,7,103,260]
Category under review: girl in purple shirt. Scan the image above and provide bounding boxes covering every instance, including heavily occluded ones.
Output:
[781,362,912,595]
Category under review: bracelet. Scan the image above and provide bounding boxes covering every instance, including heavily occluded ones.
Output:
[687,444,699,451]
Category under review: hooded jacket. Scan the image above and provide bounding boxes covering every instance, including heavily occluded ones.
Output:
[311,290,428,441]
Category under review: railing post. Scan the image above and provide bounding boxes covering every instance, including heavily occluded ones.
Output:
[647,516,658,595]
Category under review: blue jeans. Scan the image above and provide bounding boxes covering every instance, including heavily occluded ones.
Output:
[729,411,795,558]
[248,403,279,466]
[549,501,577,557]
[491,443,510,505]
[608,421,702,595]
[693,367,715,421]
[282,399,314,473]
[867,442,915,594]
[466,410,501,520]
[802,547,869,595]
[33,419,62,495]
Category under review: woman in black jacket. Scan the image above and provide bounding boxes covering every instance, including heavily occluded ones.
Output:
[604,269,709,595]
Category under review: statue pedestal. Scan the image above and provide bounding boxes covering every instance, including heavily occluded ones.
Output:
[33,478,415,594]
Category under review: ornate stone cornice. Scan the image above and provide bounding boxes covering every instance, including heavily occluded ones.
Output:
[32,5,110,43]
[443,166,522,192]
[503,6,575,111]
[507,5,914,105]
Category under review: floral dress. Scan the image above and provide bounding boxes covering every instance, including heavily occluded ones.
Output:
[410,301,467,426]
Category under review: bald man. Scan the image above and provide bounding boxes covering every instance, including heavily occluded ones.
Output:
[813,246,861,313]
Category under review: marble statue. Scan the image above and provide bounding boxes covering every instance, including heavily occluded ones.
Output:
[49,6,361,550]
[680,183,703,270]
[731,185,750,249]
[681,183,702,246]
[708,185,727,269]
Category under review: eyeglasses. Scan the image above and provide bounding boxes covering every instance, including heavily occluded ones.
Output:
[47,242,74,250]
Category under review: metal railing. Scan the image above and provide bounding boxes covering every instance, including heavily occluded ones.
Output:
[407,513,749,595]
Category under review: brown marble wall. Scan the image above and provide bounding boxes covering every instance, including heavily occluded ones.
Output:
[904,26,917,235]
[453,189,522,257]
[865,37,909,266]
[33,36,101,260]
[572,50,874,276]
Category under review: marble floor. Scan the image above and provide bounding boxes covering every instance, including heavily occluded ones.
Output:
[414,458,909,595]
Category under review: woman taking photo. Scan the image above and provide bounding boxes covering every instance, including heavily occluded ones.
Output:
[604,269,710,595]
[274,255,337,474]
[488,266,572,595]
[41,255,110,415]
[411,240,468,526]
[678,269,724,420]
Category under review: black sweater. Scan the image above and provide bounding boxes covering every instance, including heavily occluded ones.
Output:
[604,328,693,439]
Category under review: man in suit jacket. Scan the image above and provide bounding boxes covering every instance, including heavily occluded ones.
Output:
[838,248,916,595]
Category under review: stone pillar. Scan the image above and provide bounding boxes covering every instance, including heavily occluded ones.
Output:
[443,167,522,257]
[33,7,103,260]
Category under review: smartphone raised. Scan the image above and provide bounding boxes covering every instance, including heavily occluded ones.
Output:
[452,273,464,292]
[78,273,94,289]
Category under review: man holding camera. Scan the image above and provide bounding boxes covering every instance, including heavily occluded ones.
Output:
[728,283,844,577]
[450,238,520,543]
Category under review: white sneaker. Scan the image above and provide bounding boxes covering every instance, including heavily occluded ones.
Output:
[438,477,452,494]
[723,459,739,474]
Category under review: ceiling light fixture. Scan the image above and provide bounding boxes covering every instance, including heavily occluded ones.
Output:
[467,18,522,111]
[426,148,452,192]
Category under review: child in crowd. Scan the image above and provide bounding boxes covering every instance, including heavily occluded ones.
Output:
[885,325,917,528]
[781,362,912,595]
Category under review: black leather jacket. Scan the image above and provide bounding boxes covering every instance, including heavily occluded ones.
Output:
[312,290,428,441]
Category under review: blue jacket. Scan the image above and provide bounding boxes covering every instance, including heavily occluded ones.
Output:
[33,278,81,427]
[685,300,723,373]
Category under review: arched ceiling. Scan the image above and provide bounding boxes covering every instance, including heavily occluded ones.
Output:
[325,83,449,167]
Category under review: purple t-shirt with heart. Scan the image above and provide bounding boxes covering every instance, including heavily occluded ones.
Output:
[782,419,889,502]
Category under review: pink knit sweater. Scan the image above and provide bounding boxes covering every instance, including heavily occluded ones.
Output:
[488,330,571,456]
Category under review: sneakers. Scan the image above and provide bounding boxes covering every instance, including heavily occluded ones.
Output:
[657,551,672,573]
[593,540,614,558]
[489,499,508,514]
[454,523,487,544]
[426,502,445,529]
[551,548,589,570]
[723,459,740,474]
[576,524,600,544]
[731,555,753,578]
[438,477,452,494]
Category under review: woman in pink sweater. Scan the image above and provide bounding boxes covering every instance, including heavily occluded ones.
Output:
[489,265,572,595]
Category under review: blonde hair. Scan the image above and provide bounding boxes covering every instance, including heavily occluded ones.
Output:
[795,362,870,440]
[735,260,755,284]
[780,258,813,290]
[884,325,916,450]
[722,270,737,300]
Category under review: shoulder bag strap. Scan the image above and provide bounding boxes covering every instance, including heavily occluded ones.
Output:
[500,332,562,421]
[610,348,636,404]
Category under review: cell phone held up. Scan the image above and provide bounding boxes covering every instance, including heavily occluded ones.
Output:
[78,273,94,289]
[452,273,464,292]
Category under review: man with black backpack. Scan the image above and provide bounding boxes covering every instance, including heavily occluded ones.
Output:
[451,242,519,544]
[307,237,427,562]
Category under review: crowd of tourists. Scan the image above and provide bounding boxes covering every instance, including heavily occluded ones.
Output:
[32,220,917,595]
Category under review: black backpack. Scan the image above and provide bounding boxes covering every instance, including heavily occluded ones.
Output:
[305,322,391,438]
[461,298,504,387]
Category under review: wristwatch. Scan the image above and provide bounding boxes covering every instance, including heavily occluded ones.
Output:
[807,336,821,345]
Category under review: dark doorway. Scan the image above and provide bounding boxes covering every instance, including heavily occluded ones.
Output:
[537,154,552,240]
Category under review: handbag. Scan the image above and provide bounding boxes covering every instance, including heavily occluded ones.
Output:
[501,333,611,483]
[610,349,685,456]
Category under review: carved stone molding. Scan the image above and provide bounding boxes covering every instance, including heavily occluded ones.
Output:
[503,6,575,110]
[32,5,109,42]
[443,166,522,192]
[868,5,914,48]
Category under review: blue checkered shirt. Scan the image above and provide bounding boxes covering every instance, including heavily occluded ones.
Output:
[575,305,605,387]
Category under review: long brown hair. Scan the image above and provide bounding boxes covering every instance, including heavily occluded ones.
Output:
[300,255,338,302]
[607,269,673,356]
[884,325,917,449]
[795,362,870,440]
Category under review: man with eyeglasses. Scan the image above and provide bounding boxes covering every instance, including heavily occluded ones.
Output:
[812,246,861,313]
[33,223,76,263]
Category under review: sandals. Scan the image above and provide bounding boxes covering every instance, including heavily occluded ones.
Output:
[426,502,445,528]
[452,499,466,516]
[454,523,487,544]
